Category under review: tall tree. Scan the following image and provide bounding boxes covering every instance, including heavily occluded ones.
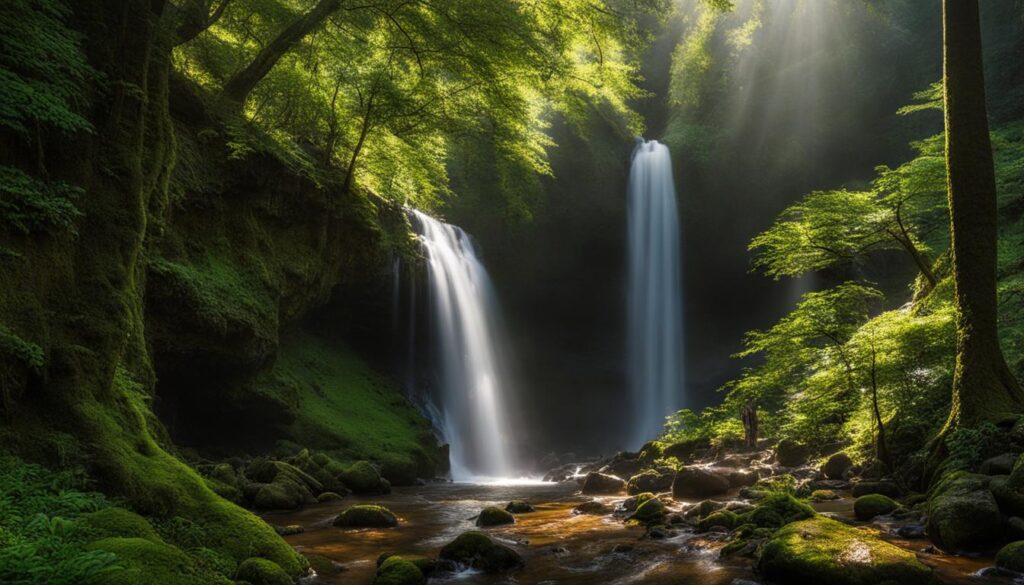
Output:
[940,0,1023,428]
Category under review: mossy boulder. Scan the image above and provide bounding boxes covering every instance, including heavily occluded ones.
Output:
[624,492,657,511]
[235,557,292,585]
[627,469,674,494]
[438,531,524,573]
[638,441,665,464]
[84,537,222,585]
[811,490,840,501]
[633,498,667,525]
[740,492,815,529]
[775,439,809,467]
[505,500,535,514]
[822,453,853,479]
[662,438,710,461]
[317,491,344,503]
[927,471,1002,551]
[854,494,900,521]
[78,508,161,542]
[340,461,391,495]
[758,517,934,585]
[996,541,1024,573]
[580,471,626,495]
[333,504,399,528]
[671,466,730,500]
[251,474,315,510]
[990,475,1024,517]
[374,556,426,585]
[697,510,738,532]
[573,500,609,515]
[477,506,515,527]
[380,455,419,487]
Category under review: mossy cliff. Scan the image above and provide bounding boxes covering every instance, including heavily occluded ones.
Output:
[0,1,440,580]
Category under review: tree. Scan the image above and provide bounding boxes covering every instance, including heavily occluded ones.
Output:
[940,0,1023,429]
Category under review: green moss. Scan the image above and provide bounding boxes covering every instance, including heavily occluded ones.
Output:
[257,332,441,474]
[996,541,1024,573]
[78,508,162,542]
[374,556,426,585]
[85,537,231,585]
[698,509,738,531]
[927,471,1003,551]
[634,498,667,525]
[234,557,292,585]
[340,460,388,494]
[740,492,815,529]
[853,494,899,521]
[758,517,934,585]
[333,504,399,528]
[811,489,839,501]
[477,506,515,527]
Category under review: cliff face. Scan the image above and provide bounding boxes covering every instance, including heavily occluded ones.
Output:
[0,1,440,577]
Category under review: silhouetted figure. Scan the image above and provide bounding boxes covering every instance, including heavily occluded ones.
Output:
[742,402,758,449]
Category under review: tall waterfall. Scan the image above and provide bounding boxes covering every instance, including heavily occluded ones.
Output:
[409,210,514,480]
[627,139,684,447]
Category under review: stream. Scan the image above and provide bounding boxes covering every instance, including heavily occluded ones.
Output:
[262,481,1008,585]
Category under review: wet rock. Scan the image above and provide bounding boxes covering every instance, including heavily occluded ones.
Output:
[476,506,515,527]
[774,439,809,467]
[333,505,399,528]
[603,452,642,478]
[980,453,1019,476]
[672,466,730,500]
[612,543,634,554]
[317,491,344,503]
[854,494,899,521]
[697,510,738,532]
[573,500,610,515]
[439,531,524,573]
[581,472,626,495]
[273,524,304,536]
[632,498,667,525]
[623,492,656,512]
[543,464,578,483]
[305,553,344,577]
[374,556,426,585]
[235,558,293,585]
[896,524,927,539]
[758,517,934,585]
[685,499,726,520]
[647,525,672,539]
[810,489,840,502]
[627,469,674,495]
[997,541,1024,573]
[505,500,535,514]
[927,471,1002,552]
[822,453,853,480]
[851,480,900,499]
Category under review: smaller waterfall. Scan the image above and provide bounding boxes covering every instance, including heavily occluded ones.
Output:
[409,210,515,479]
[627,139,684,448]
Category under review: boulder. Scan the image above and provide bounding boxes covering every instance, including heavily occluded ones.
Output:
[662,438,710,461]
[853,494,899,521]
[573,501,609,515]
[822,453,853,480]
[438,531,524,573]
[726,469,759,488]
[980,453,1019,476]
[759,517,933,585]
[623,492,656,512]
[775,439,809,467]
[476,506,515,527]
[505,501,535,514]
[997,541,1024,574]
[810,489,840,502]
[927,471,1002,552]
[627,470,674,495]
[333,505,399,528]
[235,558,292,585]
[581,472,626,495]
[672,466,731,500]
[603,452,642,478]
[632,498,667,525]
[340,461,390,495]
[374,556,426,585]
[1009,517,1024,541]
[988,475,1024,516]
[697,510,738,532]
[638,441,664,464]
[685,499,726,520]
[317,491,344,503]
[739,492,815,529]
[851,481,899,499]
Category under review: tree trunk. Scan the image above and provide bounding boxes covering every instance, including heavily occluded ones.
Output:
[940,0,1023,429]
[342,100,374,195]
[222,0,341,104]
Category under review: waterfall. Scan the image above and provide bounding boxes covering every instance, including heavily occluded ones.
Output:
[627,138,684,448]
[408,210,514,480]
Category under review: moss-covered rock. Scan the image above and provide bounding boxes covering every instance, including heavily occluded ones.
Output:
[854,494,900,521]
[624,492,656,511]
[340,461,390,495]
[671,466,730,500]
[438,531,524,573]
[317,491,344,503]
[84,537,226,585]
[776,439,809,467]
[374,556,426,585]
[505,500,535,513]
[627,469,674,494]
[580,472,626,495]
[697,510,738,532]
[477,506,515,527]
[996,541,1024,573]
[758,517,934,585]
[811,489,840,501]
[633,498,667,525]
[234,557,292,585]
[927,471,1002,552]
[78,508,162,542]
[333,504,399,528]
[573,500,609,515]
[822,453,854,479]
[739,492,815,529]
[990,475,1024,517]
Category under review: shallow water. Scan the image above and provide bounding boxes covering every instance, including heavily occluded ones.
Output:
[263,482,1010,585]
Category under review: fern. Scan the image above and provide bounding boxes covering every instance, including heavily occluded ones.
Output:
[0,165,82,235]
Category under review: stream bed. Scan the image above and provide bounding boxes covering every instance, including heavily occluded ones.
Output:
[263,481,1009,585]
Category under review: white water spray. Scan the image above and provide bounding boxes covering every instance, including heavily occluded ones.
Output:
[409,210,514,480]
[627,139,684,447]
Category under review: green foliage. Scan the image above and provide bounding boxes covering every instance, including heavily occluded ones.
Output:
[0,165,82,235]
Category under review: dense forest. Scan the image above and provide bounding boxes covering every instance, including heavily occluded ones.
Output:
[1,1,1023,584]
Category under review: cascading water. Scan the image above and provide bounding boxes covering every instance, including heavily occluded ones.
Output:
[627,138,684,448]
[408,210,515,480]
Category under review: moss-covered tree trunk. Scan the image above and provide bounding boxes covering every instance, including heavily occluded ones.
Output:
[941,0,1023,428]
